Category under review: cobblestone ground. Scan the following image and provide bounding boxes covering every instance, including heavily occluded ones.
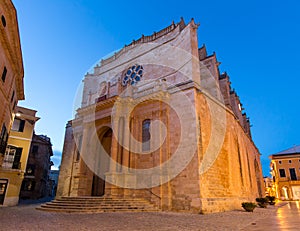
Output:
[0,204,279,231]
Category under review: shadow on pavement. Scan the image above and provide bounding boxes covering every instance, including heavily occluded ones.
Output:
[18,196,54,206]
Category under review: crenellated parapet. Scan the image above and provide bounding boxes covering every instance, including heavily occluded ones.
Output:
[99,18,186,68]
[199,45,252,137]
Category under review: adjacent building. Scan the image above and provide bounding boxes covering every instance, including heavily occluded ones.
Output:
[57,18,264,213]
[0,106,39,206]
[0,0,24,206]
[263,176,276,197]
[19,134,53,200]
[49,169,59,197]
[0,0,24,158]
[270,145,300,200]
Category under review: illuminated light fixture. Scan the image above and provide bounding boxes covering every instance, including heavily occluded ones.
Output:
[15,113,21,117]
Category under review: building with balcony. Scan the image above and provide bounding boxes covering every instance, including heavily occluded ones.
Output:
[0,0,24,207]
[270,145,300,200]
[19,134,53,200]
[0,106,39,206]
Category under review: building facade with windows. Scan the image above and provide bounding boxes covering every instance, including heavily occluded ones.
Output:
[270,145,300,200]
[0,106,39,206]
[263,176,276,197]
[0,0,24,161]
[49,169,59,197]
[57,19,264,213]
[19,134,53,200]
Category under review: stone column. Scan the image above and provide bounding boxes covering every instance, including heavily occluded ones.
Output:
[122,117,130,169]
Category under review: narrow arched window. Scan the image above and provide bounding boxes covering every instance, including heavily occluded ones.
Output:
[1,15,6,27]
[142,119,150,151]
[236,141,244,186]
[2,66,7,82]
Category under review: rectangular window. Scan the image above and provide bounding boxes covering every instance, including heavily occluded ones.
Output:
[0,124,8,155]
[289,168,297,180]
[21,179,35,191]
[2,147,16,168]
[12,101,17,111]
[32,145,38,155]
[0,179,8,205]
[12,147,22,169]
[25,165,35,176]
[10,91,15,103]
[11,118,25,132]
[2,146,22,169]
[1,66,7,82]
[142,120,151,151]
[279,169,286,178]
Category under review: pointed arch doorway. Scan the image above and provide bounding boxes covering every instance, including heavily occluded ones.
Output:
[92,128,112,196]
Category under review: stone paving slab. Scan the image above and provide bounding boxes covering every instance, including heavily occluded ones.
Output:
[0,204,279,231]
[241,202,300,231]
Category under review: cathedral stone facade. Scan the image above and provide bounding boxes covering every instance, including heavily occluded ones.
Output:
[57,18,264,213]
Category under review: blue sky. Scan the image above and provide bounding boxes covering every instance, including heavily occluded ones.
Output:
[12,0,300,175]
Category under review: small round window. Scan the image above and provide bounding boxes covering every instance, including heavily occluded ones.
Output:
[1,15,6,27]
[122,65,143,86]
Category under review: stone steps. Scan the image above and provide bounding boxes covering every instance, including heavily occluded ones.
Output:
[47,202,151,206]
[37,197,159,213]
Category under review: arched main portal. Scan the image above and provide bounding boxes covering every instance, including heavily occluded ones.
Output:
[91,128,112,196]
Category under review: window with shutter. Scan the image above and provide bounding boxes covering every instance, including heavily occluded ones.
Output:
[11,119,25,132]
[0,124,8,155]
[12,148,22,169]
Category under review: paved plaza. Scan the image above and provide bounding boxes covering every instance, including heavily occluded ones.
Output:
[0,202,299,230]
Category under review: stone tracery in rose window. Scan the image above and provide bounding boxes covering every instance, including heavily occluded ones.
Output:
[122,64,143,86]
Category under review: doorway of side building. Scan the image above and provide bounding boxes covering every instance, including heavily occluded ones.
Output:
[281,186,289,200]
[92,128,112,196]
[0,179,8,205]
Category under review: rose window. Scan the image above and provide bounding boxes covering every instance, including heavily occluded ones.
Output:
[122,65,143,86]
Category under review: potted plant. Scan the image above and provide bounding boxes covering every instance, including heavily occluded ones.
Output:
[266,196,276,205]
[241,202,256,212]
[256,197,268,208]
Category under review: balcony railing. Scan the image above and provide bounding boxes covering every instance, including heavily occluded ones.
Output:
[287,176,299,181]
[278,176,300,182]
[1,161,21,170]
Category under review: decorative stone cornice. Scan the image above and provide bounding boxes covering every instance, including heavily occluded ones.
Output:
[76,96,118,117]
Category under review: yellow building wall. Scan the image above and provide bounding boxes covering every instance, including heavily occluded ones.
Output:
[0,171,23,206]
[271,155,300,200]
[0,0,24,207]
[0,106,39,206]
